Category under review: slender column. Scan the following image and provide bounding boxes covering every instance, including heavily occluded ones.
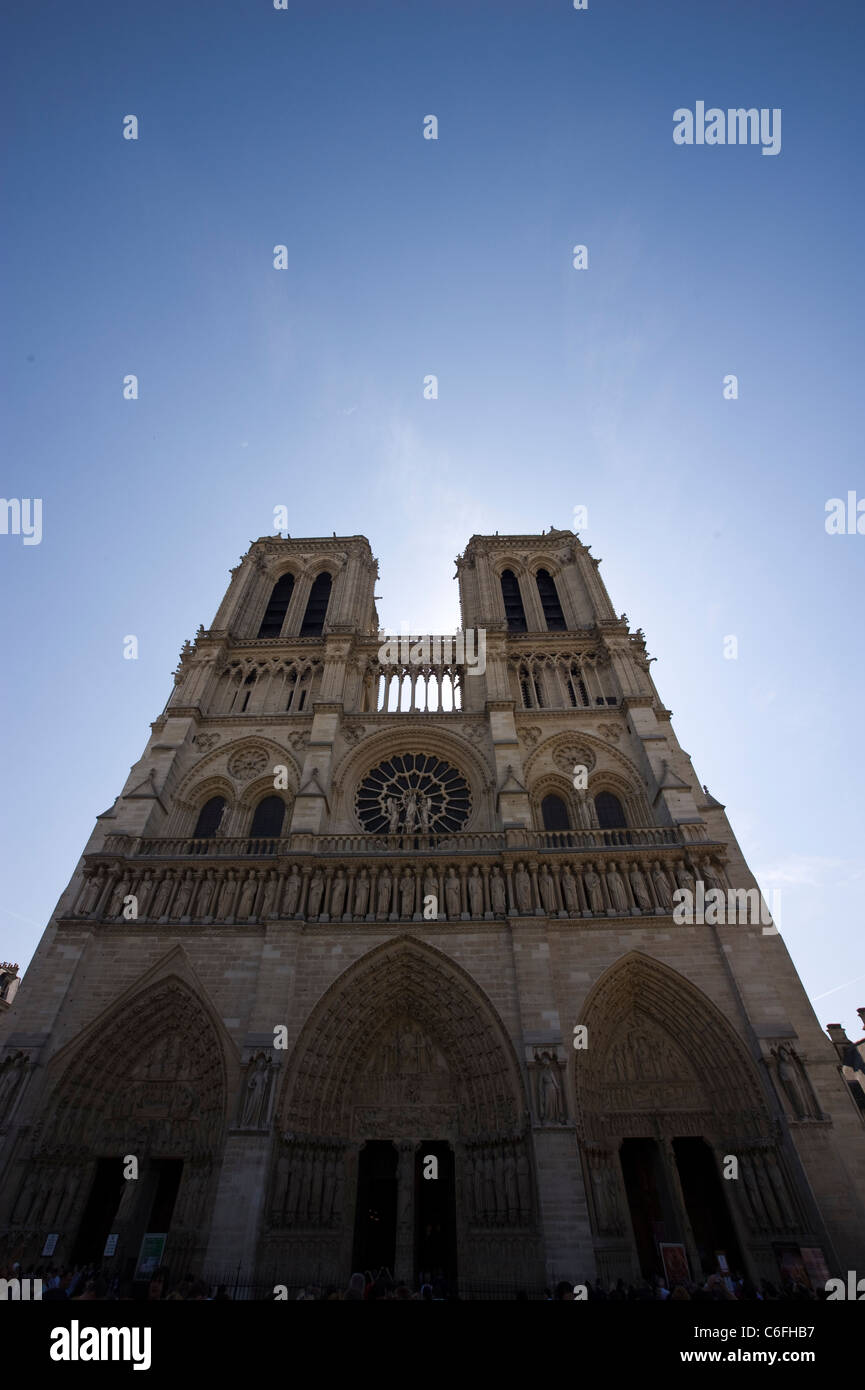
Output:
[459,866,469,917]
[660,1137,703,1282]
[528,862,541,915]
[322,867,335,919]
[298,866,312,917]
[106,1157,152,1277]
[394,1141,415,1285]
[710,1141,760,1282]
[345,865,357,920]
[598,864,615,913]
[575,865,590,915]
[504,864,516,913]
[551,864,564,915]
[641,858,659,911]
[413,867,421,920]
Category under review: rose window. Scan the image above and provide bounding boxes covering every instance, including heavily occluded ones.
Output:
[355,754,471,834]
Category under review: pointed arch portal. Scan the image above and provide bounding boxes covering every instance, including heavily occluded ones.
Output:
[574,953,805,1285]
[7,974,228,1280]
[263,938,541,1289]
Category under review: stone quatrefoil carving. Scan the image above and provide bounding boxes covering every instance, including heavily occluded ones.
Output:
[227,748,269,779]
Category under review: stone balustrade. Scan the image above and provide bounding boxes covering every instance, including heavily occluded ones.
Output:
[100,822,706,861]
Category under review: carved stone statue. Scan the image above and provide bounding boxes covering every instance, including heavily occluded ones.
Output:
[467,865,483,916]
[239,1054,272,1129]
[402,789,418,833]
[329,869,347,919]
[628,864,652,911]
[0,1055,28,1124]
[354,868,370,917]
[583,864,604,913]
[217,870,236,918]
[172,871,195,920]
[651,861,673,910]
[606,862,629,913]
[399,870,414,918]
[423,867,437,913]
[561,867,578,914]
[483,1151,497,1220]
[503,1145,519,1221]
[152,872,175,920]
[78,872,104,916]
[107,877,131,919]
[260,871,279,919]
[282,866,301,916]
[307,869,324,918]
[538,864,557,913]
[418,792,431,833]
[376,868,392,917]
[489,867,506,915]
[576,791,600,830]
[701,858,724,895]
[238,871,259,919]
[537,1052,564,1123]
[676,860,696,896]
[514,862,533,914]
[195,872,215,919]
[774,1044,810,1120]
[445,868,461,919]
[516,1147,531,1219]
[386,796,401,834]
[602,1164,623,1235]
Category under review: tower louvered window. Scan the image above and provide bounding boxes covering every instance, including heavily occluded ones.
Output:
[500,570,527,632]
[536,569,566,630]
[257,573,295,638]
[300,573,332,637]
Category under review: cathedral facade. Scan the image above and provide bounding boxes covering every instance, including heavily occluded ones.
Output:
[1,530,863,1293]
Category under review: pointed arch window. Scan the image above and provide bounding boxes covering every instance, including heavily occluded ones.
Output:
[249,795,286,839]
[536,569,566,630]
[518,662,544,709]
[241,669,257,711]
[257,573,295,638]
[300,572,332,637]
[500,569,527,632]
[594,792,627,829]
[193,796,226,838]
[566,663,589,707]
[541,794,570,831]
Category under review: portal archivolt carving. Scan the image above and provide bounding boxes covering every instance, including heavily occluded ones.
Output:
[7,975,230,1257]
[574,952,768,1141]
[278,938,527,1141]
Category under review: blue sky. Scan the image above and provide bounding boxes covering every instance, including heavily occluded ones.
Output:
[2,1,863,1036]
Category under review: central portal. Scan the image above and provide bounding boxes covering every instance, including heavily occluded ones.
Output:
[350,1139,458,1285]
[273,939,536,1290]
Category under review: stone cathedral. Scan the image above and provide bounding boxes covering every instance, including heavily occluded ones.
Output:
[1,529,863,1294]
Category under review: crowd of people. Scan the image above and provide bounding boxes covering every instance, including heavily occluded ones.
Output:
[2,1260,827,1302]
[554,1273,827,1301]
[0,1262,232,1301]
